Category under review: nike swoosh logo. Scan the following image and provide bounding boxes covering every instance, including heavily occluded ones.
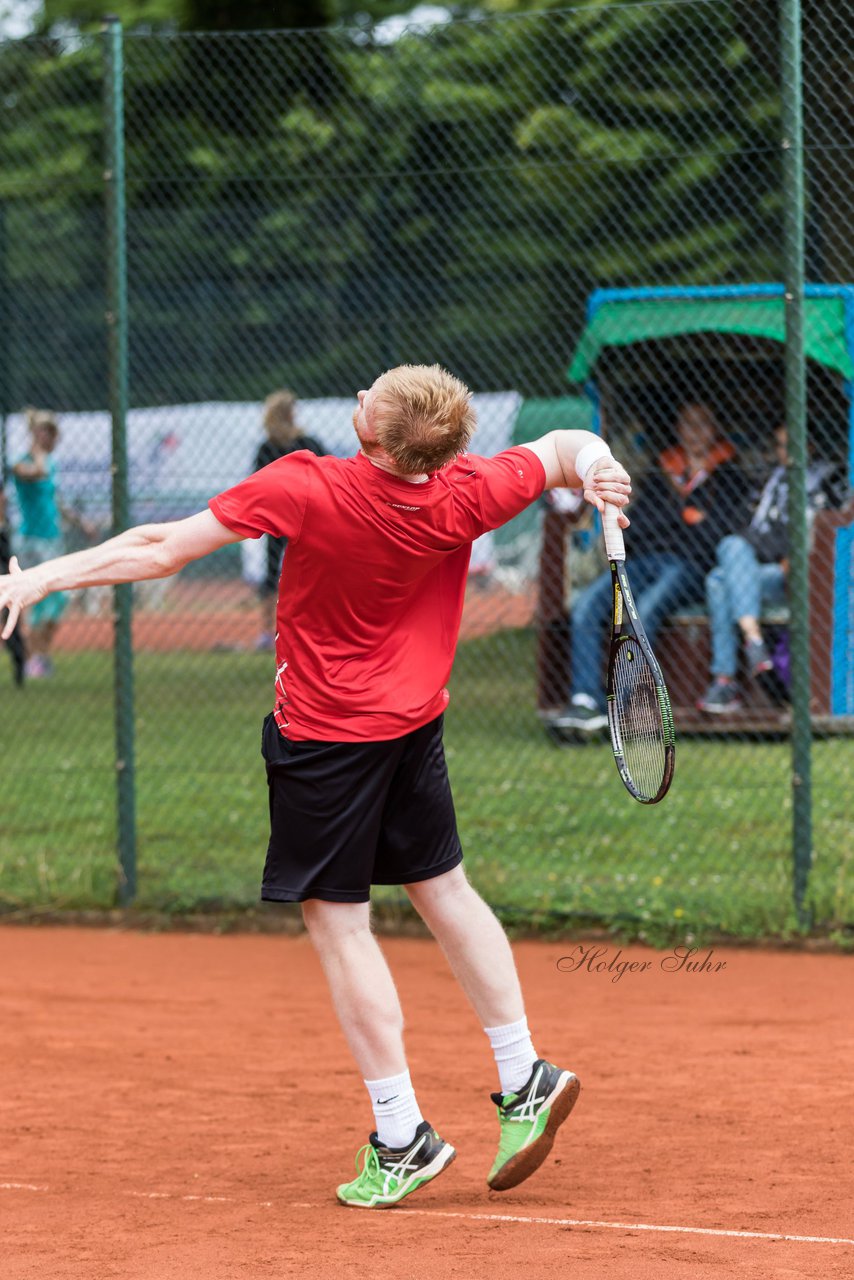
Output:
[377,1096,398,1105]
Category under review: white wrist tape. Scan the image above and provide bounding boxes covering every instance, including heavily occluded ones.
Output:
[574,439,613,484]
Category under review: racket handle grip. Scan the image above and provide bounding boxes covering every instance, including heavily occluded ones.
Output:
[602,504,626,561]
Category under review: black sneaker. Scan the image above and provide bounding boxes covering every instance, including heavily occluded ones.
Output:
[745,637,773,677]
[336,1120,456,1209]
[487,1060,580,1191]
[549,694,608,733]
[697,677,742,714]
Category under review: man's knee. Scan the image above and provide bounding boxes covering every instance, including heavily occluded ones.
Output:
[301,898,371,948]
[406,865,479,917]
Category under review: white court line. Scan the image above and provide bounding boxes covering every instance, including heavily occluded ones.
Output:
[2,1182,851,1247]
[389,1208,854,1247]
[126,1191,274,1208]
[128,1192,232,1204]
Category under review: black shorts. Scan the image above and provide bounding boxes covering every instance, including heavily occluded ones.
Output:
[260,713,463,903]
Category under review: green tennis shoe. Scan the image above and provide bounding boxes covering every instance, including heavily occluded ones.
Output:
[487,1059,580,1191]
[337,1120,456,1209]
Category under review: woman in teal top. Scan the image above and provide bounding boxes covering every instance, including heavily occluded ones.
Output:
[12,409,93,678]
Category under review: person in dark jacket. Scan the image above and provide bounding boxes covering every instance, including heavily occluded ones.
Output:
[0,485,26,686]
[253,390,325,651]
[551,401,749,734]
[698,424,845,713]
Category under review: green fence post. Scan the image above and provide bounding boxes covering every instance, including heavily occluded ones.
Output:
[780,0,812,929]
[103,16,137,905]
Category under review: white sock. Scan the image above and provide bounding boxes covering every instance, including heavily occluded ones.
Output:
[364,1070,423,1150]
[484,1017,538,1096]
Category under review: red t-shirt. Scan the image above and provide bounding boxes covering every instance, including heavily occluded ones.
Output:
[209,447,546,741]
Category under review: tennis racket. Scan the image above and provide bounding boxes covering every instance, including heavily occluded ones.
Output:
[602,504,675,803]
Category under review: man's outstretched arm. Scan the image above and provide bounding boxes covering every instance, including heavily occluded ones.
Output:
[0,509,242,640]
[522,429,632,523]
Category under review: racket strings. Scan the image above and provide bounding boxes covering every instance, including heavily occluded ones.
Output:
[610,638,667,800]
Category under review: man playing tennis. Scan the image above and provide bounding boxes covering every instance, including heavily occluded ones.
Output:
[0,365,631,1208]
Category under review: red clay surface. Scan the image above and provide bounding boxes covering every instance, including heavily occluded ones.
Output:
[1,927,852,1280]
[51,580,536,651]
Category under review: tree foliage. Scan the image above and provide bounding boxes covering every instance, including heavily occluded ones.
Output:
[0,1,842,411]
[38,0,415,33]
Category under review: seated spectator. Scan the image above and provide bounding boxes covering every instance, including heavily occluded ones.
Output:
[698,424,845,714]
[253,390,325,652]
[550,401,748,735]
[0,485,26,686]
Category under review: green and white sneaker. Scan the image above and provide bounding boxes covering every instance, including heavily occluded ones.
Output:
[487,1060,580,1191]
[337,1120,456,1209]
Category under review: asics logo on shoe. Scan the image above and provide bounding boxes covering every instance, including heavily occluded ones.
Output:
[381,1135,429,1191]
[508,1065,547,1122]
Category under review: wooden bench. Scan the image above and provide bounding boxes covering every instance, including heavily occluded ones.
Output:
[535,502,854,733]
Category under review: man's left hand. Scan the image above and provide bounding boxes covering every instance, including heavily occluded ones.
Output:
[583,456,632,528]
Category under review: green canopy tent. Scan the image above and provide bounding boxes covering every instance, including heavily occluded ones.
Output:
[568,288,854,384]
[564,284,854,717]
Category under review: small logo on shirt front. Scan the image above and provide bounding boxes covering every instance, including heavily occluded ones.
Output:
[387,502,421,511]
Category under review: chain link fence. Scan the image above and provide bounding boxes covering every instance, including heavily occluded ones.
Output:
[0,0,851,939]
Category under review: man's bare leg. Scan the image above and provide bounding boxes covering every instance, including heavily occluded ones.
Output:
[301,899,407,1079]
[405,864,524,1028]
[406,864,579,1191]
[302,897,455,1206]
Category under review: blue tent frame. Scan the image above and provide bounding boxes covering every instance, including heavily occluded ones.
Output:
[579,282,854,480]
[575,282,854,717]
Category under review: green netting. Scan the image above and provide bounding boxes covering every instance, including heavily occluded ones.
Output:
[568,293,854,382]
[1,3,853,942]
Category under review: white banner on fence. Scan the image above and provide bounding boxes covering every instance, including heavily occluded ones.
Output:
[5,391,520,511]
[4,391,523,579]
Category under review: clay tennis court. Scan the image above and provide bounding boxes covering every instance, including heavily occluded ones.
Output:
[1,926,851,1279]
[52,579,537,651]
